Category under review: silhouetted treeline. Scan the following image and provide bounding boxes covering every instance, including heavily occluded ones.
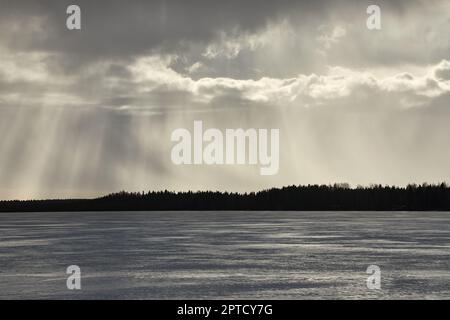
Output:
[1,183,450,212]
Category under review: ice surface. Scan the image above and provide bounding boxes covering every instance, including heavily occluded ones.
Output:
[0,211,449,299]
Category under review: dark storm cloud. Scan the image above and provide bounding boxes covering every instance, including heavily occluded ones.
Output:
[1,0,447,80]
[0,0,291,57]
[1,0,433,57]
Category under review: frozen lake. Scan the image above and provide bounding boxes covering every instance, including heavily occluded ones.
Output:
[0,211,449,299]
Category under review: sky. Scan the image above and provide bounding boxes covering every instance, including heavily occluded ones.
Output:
[0,0,449,199]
